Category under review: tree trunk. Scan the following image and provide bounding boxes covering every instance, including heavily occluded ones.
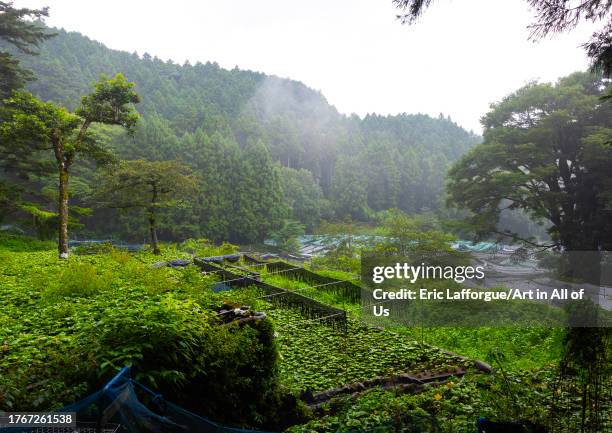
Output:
[58,165,70,259]
[148,210,160,255]
[147,183,161,255]
[560,233,601,285]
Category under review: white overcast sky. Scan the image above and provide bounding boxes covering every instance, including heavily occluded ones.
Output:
[16,0,600,132]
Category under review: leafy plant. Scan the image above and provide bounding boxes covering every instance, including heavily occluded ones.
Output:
[179,238,238,257]
[42,261,111,298]
[270,219,305,253]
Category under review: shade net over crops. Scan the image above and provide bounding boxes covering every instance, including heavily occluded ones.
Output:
[0,367,275,433]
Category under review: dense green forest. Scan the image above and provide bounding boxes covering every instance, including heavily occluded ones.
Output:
[0,28,480,243]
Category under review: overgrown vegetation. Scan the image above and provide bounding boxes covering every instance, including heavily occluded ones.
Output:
[0,237,305,430]
[1,3,611,432]
[1,233,610,432]
[287,367,561,433]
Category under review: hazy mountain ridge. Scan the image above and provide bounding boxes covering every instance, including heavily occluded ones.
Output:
[2,28,481,241]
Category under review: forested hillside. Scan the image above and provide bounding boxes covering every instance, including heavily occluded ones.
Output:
[1,28,480,243]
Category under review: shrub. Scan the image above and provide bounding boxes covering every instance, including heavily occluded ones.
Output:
[0,233,55,252]
[179,238,238,257]
[43,261,110,299]
[76,296,291,429]
[109,249,131,264]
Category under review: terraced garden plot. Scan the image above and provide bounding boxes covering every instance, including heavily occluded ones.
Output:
[260,304,465,392]
[255,263,568,371]
[207,265,464,393]
[260,274,359,313]
[212,267,465,393]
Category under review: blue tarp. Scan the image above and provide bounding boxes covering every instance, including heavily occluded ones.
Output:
[451,241,500,252]
[291,235,502,256]
[197,254,241,263]
[0,367,274,433]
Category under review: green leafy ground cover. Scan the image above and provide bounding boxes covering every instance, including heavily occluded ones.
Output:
[209,270,466,393]
[266,307,464,393]
[3,235,606,432]
[400,327,564,371]
[259,268,565,370]
[0,235,466,428]
[0,244,202,407]
[261,274,361,315]
[286,368,556,433]
[254,261,610,432]
[0,237,301,429]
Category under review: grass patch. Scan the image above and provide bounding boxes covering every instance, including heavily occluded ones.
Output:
[0,233,55,252]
